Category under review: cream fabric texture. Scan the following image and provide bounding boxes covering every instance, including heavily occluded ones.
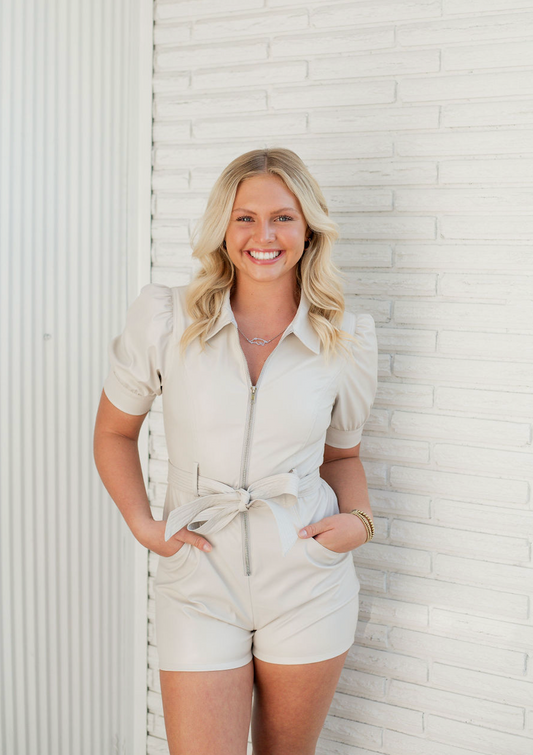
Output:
[103,282,379,670]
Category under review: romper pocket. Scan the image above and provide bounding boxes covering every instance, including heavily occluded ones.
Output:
[303,477,350,567]
[155,540,200,583]
[306,533,349,567]
[163,541,189,563]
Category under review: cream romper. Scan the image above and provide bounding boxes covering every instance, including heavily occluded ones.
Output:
[103,282,378,671]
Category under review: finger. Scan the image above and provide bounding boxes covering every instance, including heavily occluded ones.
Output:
[298,521,321,538]
[298,517,334,538]
[178,531,212,552]
[198,537,212,552]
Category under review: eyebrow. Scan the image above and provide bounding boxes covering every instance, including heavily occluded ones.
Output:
[232,207,300,215]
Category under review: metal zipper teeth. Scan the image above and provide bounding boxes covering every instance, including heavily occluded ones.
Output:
[239,345,283,576]
[239,384,254,490]
[241,385,256,575]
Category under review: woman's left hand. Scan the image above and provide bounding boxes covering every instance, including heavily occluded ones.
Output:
[297,512,370,553]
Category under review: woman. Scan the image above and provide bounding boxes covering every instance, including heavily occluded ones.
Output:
[93,148,378,755]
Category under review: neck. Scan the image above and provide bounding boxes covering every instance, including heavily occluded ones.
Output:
[230,276,300,323]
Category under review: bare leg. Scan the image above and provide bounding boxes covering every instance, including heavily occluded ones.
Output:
[251,650,349,755]
[160,661,254,755]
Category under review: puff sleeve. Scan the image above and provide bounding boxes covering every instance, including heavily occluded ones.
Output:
[325,313,378,448]
[103,283,174,415]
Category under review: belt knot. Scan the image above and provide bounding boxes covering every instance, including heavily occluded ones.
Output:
[164,461,321,556]
[237,488,251,511]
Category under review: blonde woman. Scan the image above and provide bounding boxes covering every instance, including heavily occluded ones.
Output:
[93,148,378,755]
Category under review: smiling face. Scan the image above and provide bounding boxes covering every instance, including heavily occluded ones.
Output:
[224,173,310,285]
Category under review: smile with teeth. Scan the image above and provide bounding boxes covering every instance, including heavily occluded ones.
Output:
[246,250,283,260]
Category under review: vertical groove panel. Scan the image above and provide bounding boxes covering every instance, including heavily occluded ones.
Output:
[0,1,147,753]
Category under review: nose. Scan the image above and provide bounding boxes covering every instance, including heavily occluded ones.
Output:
[253,219,276,244]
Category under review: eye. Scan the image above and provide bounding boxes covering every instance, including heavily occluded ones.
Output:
[235,215,294,222]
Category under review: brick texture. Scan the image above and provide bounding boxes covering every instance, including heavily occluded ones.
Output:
[148,1,533,753]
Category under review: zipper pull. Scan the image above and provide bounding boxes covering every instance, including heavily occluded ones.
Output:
[251,385,256,402]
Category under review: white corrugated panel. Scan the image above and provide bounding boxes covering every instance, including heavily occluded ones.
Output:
[0,1,153,753]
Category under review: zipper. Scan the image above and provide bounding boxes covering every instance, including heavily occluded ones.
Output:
[238,341,286,576]
[240,385,256,575]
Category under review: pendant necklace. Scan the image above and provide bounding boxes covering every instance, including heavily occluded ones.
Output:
[236,325,285,346]
[234,295,298,346]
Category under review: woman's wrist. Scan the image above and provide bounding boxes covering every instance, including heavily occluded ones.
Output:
[130,512,157,546]
[349,509,374,542]
[339,511,370,550]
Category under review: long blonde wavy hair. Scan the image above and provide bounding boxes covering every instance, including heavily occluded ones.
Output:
[179,148,361,364]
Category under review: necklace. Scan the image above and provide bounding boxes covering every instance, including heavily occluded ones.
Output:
[232,292,299,346]
[236,325,285,346]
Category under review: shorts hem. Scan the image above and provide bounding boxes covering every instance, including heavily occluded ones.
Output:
[252,641,354,666]
[158,654,253,672]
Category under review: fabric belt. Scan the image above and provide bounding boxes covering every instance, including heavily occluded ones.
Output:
[164,461,321,556]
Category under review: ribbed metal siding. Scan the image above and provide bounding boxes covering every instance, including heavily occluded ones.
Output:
[0,1,149,753]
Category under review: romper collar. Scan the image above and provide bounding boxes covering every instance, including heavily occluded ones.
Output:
[205,286,321,355]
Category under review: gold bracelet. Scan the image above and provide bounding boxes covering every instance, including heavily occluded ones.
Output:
[350,509,374,543]
[355,510,374,542]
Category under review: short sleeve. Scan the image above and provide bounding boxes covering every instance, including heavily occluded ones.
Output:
[325,313,378,448]
[103,283,174,415]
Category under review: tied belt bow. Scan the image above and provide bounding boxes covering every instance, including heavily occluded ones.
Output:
[164,461,321,556]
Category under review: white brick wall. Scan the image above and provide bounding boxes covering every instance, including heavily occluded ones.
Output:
[147,2,533,753]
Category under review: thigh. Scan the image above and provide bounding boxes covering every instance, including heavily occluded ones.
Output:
[251,650,350,755]
[160,661,254,755]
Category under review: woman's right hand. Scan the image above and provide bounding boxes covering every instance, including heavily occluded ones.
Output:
[136,518,212,557]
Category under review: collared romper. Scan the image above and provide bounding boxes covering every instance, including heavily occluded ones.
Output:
[103,282,378,671]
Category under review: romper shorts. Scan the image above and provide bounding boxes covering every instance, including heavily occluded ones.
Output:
[154,468,361,671]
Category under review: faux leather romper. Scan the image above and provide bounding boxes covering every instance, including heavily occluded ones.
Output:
[103,283,378,671]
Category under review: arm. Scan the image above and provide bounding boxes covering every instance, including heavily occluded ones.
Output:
[297,442,373,552]
[93,389,154,542]
[93,390,212,556]
[320,442,372,520]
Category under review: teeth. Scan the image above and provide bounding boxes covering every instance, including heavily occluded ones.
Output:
[248,250,282,260]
